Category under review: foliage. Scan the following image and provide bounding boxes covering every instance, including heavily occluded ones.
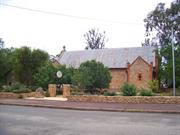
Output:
[143,1,180,87]
[161,45,180,87]
[0,43,75,89]
[45,91,50,97]
[28,85,39,91]
[2,82,31,93]
[148,80,159,93]
[0,48,15,85]
[70,86,84,95]
[13,47,49,85]
[13,47,33,85]
[0,38,5,49]
[33,62,57,88]
[31,49,49,74]
[121,83,137,96]
[84,28,108,49]
[103,92,117,96]
[140,89,153,96]
[58,66,75,85]
[72,60,111,93]
[33,62,75,89]
[143,1,179,47]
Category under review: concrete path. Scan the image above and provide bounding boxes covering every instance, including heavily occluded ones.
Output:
[0,98,180,113]
[25,96,68,101]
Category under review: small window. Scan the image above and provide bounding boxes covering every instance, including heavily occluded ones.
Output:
[138,73,142,81]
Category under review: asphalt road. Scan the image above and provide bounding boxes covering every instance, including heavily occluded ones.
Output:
[0,105,180,135]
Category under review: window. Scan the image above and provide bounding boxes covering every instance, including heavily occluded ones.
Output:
[138,73,142,81]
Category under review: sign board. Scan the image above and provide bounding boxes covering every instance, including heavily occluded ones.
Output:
[56,71,62,78]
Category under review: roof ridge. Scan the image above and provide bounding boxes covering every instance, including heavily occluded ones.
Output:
[64,46,155,53]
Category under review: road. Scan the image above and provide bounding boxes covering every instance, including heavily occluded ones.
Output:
[0,105,180,135]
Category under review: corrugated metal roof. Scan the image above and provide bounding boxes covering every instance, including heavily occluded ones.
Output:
[56,47,156,68]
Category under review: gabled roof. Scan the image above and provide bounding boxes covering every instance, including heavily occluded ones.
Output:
[129,56,151,67]
[56,47,156,68]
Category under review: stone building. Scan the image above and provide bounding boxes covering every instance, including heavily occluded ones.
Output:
[56,47,158,91]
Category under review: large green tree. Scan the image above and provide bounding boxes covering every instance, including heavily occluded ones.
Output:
[143,1,180,87]
[0,48,15,85]
[72,60,111,92]
[12,47,49,85]
[143,1,180,47]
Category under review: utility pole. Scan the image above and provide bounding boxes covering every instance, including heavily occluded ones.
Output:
[171,27,176,96]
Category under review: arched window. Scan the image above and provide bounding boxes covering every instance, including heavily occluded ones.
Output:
[138,73,142,81]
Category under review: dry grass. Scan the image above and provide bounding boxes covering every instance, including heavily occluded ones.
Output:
[154,88,180,96]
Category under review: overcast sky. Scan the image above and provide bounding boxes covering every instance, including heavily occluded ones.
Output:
[0,0,172,55]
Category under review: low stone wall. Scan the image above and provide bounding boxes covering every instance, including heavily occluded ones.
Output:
[0,92,44,99]
[0,92,19,99]
[67,95,180,104]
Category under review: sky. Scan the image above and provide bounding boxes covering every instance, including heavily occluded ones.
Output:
[0,0,172,55]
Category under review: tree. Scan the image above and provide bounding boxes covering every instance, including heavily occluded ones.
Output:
[0,48,14,85]
[161,45,180,87]
[143,1,180,47]
[143,1,180,87]
[13,47,33,85]
[13,47,49,86]
[72,60,111,92]
[0,38,5,49]
[33,62,56,88]
[84,28,108,49]
[31,49,49,74]
[33,63,75,89]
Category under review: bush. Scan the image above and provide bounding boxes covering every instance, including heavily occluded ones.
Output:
[72,60,111,93]
[12,89,31,93]
[121,83,137,96]
[140,89,153,96]
[45,91,50,97]
[103,92,117,96]
[3,82,31,93]
[148,80,159,93]
[28,85,39,91]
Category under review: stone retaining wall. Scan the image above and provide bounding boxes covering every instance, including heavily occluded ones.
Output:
[0,92,44,99]
[67,95,180,104]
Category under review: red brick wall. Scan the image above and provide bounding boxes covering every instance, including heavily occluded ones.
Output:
[109,69,127,91]
[128,57,152,90]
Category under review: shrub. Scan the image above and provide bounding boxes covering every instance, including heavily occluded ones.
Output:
[140,89,153,96]
[3,82,31,93]
[12,89,31,93]
[28,85,39,91]
[148,80,159,93]
[45,91,50,97]
[103,92,117,96]
[121,83,137,96]
[72,60,111,93]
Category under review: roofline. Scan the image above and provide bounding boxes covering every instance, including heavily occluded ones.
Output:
[129,56,151,67]
[63,46,156,53]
